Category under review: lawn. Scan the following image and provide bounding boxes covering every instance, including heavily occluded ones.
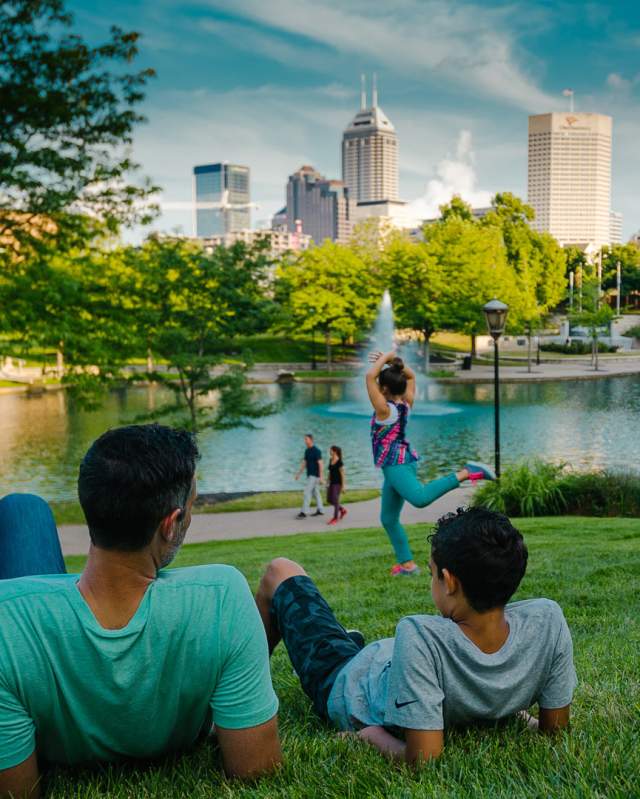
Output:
[49,489,381,525]
[49,516,640,798]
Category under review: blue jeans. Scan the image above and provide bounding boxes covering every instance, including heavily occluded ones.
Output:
[0,494,66,579]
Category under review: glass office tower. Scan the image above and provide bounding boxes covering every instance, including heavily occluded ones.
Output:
[193,163,250,237]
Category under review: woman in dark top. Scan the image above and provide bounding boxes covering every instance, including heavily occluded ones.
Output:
[327,445,347,526]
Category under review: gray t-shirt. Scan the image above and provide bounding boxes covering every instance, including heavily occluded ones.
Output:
[327,598,576,731]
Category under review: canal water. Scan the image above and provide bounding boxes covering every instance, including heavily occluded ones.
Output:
[1,376,638,501]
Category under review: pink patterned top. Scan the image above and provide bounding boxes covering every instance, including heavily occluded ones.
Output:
[370,400,419,468]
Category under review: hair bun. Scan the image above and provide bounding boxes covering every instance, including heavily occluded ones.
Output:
[389,356,405,372]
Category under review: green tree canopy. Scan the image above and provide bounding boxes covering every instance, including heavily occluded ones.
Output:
[0,0,157,261]
[277,241,380,369]
[128,237,278,431]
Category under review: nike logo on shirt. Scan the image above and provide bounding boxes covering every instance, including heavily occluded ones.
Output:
[394,698,418,708]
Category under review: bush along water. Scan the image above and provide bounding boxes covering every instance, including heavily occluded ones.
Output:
[472,460,640,517]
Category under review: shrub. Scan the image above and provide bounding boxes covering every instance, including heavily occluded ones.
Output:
[472,460,567,517]
[540,341,618,355]
[625,324,640,339]
[559,471,640,517]
[473,461,640,517]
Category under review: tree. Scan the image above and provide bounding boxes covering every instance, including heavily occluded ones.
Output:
[482,193,566,371]
[422,203,520,361]
[129,237,278,432]
[277,241,380,370]
[601,244,640,310]
[570,276,614,371]
[383,235,447,373]
[0,232,137,400]
[0,0,157,263]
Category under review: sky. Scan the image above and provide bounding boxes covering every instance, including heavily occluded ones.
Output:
[67,0,640,241]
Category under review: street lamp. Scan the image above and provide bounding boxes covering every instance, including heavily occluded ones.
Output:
[483,299,509,478]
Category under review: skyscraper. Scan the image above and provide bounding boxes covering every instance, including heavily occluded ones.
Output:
[610,211,623,245]
[527,113,612,249]
[192,163,250,238]
[342,75,399,205]
[285,165,352,244]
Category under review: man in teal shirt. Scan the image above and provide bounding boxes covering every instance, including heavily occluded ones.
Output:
[0,424,281,798]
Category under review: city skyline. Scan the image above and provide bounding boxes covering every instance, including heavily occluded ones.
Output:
[66,0,640,241]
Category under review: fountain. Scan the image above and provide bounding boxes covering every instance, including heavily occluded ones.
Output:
[312,291,462,419]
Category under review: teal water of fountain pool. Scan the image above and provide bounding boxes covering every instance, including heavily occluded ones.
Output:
[1,375,639,501]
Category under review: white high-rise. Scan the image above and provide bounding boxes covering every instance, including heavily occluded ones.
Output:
[528,112,612,249]
[342,75,399,204]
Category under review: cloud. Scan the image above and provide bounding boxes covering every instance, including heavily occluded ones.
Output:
[607,72,631,90]
[198,0,558,111]
[406,131,493,221]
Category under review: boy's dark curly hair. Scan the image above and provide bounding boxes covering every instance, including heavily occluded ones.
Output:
[428,507,528,612]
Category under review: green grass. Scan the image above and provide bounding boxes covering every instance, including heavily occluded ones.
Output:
[50,516,639,798]
[294,369,354,379]
[50,489,381,524]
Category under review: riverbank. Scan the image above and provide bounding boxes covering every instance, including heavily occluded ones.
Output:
[3,354,640,394]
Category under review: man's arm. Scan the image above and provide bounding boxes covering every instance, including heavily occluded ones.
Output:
[317,458,324,483]
[216,716,281,780]
[354,726,443,766]
[0,751,40,799]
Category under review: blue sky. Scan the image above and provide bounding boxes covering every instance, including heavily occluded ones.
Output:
[68,0,640,239]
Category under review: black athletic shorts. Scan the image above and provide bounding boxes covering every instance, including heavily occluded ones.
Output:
[271,575,364,720]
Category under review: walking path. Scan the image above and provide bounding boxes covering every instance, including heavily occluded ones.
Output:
[434,355,640,384]
[58,482,476,556]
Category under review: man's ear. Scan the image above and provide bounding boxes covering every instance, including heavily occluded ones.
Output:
[441,568,460,596]
[159,508,182,542]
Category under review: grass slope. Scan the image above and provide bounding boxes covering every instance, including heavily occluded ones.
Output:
[52,517,640,798]
[50,490,381,525]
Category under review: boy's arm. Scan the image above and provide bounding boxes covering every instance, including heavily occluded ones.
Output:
[354,726,443,765]
[538,705,571,733]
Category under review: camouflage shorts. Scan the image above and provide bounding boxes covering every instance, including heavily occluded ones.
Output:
[271,575,363,719]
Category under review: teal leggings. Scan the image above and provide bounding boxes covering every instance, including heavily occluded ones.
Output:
[380,462,459,564]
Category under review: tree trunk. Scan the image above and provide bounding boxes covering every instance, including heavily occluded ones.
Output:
[56,344,64,378]
[593,335,599,371]
[423,330,432,375]
[146,348,154,373]
[470,334,477,358]
[527,327,533,373]
[325,329,332,372]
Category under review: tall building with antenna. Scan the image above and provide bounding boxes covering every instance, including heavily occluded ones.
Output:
[342,74,399,205]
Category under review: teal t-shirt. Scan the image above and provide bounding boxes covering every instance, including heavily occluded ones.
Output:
[0,565,278,769]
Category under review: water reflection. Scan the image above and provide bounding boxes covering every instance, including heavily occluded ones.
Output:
[1,375,639,500]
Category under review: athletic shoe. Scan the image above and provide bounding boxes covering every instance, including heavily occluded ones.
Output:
[327,518,338,526]
[390,564,421,577]
[295,512,307,519]
[339,507,348,519]
[464,462,497,482]
[312,510,324,516]
[346,629,366,649]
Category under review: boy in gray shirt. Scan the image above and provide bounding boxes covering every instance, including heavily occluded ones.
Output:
[256,507,576,765]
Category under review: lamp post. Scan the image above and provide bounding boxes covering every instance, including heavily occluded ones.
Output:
[483,299,509,478]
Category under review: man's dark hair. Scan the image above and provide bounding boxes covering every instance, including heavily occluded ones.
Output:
[378,356,407,396]
[428,507,528,612]
[78,424,200,551]
[305,433,314,441]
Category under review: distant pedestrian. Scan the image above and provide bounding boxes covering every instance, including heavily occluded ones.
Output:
[295,434,324,519]
[326,446,347,526]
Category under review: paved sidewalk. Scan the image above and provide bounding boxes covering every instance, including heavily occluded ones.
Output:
[58,482,477,556]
